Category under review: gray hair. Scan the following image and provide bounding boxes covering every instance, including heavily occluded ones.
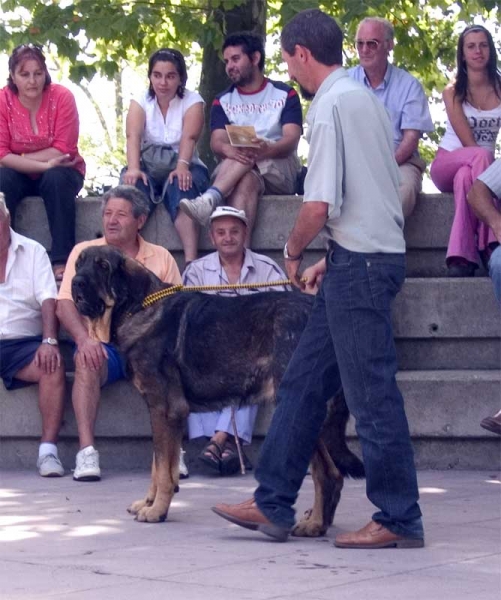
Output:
[358,17,394,41]
[101,185,151,219]
[0,192,10,218]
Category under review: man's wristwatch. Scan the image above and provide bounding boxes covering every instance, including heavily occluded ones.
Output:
[283,242,303,261]
[42,337,58,346]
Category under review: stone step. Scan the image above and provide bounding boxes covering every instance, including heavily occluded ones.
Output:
[15,192,459,277]
[1,370,499,470]
[4,191,499,473]
[54,276,500,371]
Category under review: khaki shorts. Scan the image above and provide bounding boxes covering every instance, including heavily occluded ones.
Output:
[212,154,300,195]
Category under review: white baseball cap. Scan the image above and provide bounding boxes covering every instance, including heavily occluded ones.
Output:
[209,205,248,225]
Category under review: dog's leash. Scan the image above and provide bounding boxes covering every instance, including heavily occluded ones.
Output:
[141,278,306,309]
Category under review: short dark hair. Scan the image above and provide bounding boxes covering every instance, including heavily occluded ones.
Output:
[7,44,51,93]
[222,32,265,71]
[281,9,343,66]
[454,25,501,103]
[147,48,188,99]
[102,185,151,219]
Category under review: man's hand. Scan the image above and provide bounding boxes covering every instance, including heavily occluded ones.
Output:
[302,258,327,295]
[34,343,62,374]
[74,338,108,371]
[285,257,305,291]
[222,143,258,166]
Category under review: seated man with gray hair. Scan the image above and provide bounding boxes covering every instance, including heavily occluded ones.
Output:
[57,185,183,482]
[0,192,66,477]
[183,206,289,475]
[348,17,434,217]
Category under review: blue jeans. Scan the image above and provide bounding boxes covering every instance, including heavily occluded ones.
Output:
[489,246,501,304]
[254,242,423,539]
[120,164,209,221]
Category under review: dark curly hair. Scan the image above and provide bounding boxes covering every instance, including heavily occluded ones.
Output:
[222,32,265,72]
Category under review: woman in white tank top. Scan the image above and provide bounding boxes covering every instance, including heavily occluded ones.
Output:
[430,25,501,277]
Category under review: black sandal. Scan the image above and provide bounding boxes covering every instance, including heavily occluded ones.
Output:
[198,440,223,473]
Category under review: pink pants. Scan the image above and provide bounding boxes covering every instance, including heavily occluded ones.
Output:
[430,146,497,265]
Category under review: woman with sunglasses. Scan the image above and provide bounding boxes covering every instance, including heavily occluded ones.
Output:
[121,48,209,266]
[430,25,501,277]
[0,44,85,281]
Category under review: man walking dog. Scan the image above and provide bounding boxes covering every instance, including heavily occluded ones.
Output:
[212,9,424,549]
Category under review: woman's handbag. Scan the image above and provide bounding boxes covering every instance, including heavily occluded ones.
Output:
[140,143,178,181]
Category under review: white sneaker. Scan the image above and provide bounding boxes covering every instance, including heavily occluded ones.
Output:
[179,193,217,226]
[37,453,64,477]
[179,448,189,479]
[73,446,101,481]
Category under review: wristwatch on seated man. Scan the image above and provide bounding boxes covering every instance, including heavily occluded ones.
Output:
[42,337,59,346]
[283,242,303,261]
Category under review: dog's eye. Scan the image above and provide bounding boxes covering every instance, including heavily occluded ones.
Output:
[97,259,110,271]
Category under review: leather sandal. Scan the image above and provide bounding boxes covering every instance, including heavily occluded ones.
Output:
[220,440,253,476]
[198,440,223,473]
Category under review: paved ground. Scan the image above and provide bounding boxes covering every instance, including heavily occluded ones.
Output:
[0,469,500,600]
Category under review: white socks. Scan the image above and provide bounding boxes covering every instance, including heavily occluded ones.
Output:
[39,442,58,458]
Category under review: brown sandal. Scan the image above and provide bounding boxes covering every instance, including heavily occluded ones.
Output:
[198,440,223,473]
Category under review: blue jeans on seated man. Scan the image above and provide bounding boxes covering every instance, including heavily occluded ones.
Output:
[254,242,424,540]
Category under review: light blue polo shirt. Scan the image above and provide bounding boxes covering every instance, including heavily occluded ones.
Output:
[303,68,405,254]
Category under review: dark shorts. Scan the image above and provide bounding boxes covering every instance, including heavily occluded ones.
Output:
[102,343,127,386]
[0,337,41,390]
[72,342,126,386]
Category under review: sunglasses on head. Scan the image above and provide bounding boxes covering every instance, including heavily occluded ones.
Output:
[13,43,44,53]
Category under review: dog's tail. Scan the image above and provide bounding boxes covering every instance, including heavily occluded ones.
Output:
[335,449,365,479]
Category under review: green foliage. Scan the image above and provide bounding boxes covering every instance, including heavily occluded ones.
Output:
[1,0,498,187]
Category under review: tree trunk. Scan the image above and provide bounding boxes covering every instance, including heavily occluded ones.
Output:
[198,0,267,171]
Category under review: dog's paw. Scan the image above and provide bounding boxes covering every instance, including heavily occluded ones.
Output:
[127,498,152,515]
[135,506,168,523]
[292,511,327,537]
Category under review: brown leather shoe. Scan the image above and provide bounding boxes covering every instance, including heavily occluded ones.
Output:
[334,520,424,549]
[480,412,501,435]
[212,498,290,542]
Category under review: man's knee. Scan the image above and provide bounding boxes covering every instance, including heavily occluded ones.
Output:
[39,361,66,386]
[399,163,422,218]
[231,170,261,196]
[74,360,105,386]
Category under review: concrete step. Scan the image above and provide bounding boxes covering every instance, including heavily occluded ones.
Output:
[1,370,499,470]
[15,193,458,276]
[4,191,499,473]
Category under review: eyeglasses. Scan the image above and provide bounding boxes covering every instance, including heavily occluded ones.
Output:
[355,39,380,51]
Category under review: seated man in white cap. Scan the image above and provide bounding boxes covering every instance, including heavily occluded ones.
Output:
[183,206,290,475]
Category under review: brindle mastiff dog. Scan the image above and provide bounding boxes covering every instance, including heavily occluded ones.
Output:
[71,245,364,533]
